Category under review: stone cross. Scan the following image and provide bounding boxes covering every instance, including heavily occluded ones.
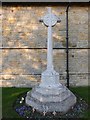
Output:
[39,7,61,88]
[25,7,76,113]
[40,7,61,70]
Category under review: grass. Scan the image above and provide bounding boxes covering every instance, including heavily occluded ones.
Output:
[70,86,90,119]
[2,86,90,119]
[2,87,31,119]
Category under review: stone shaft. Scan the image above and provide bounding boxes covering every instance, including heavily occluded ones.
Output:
[47,8,53,70]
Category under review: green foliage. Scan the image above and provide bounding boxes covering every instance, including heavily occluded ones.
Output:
[2,87,31,118]
[70,86,90,119]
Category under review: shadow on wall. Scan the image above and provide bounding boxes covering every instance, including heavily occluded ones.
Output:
[1,6,88,87]
[1,6,67,87]
[2,6,69,48]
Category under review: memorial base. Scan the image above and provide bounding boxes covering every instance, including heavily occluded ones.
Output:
[26,69,76,113]
[25,84,76,113]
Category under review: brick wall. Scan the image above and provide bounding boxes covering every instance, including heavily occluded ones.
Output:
[0,5,88,87]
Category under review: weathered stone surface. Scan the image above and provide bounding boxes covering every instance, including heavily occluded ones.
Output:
[2,6,88,48]
[1,48,88,86]
[0,50,2,74]
[69,49,88,73]
[1,73,88,87]
[69,73,88,86]
[1,6,89,87]
[26,85,76,112]
[2,49,88,74]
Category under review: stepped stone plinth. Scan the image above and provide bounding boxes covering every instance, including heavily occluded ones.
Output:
[26,84,76,112]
